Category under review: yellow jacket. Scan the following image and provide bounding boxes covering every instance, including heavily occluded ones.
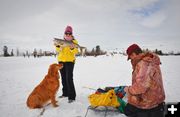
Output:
[55,39,79,62]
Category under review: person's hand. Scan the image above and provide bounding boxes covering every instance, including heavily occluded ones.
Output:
[124,86,130,97]
[124,86,129,93]
[54,43,59,47]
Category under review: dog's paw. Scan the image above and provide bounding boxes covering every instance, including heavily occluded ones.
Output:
[53,104,59,107]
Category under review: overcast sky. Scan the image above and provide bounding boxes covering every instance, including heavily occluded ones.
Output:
[0,0,180,54]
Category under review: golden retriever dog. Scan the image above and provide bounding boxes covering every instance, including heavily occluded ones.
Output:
[26,63,63,109]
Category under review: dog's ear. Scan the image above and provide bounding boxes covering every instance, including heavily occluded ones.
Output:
[58,63,63,69]
[48,64,57,77]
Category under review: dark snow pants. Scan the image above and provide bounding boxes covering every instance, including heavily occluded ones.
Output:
[124,103,165,117]
[59,62,76,100]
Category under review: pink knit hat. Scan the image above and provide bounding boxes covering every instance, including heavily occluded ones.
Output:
[64,25,73,34]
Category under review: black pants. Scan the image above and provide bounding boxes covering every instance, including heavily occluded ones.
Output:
[59,62,76,100]
[124,103,165,117]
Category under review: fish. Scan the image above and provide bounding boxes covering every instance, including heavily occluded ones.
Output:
[53,38,86,49]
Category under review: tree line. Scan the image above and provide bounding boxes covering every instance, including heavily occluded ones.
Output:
[143,48,180,56]
[2,45,180,57]
[2,46,56,58]
[83,45,107,57]
[1,45,107,57]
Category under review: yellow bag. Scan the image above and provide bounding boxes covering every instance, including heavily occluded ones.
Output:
[88,89,120,108]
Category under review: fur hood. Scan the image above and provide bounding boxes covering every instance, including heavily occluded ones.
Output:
[142,52,161,65]
[131,52,161,70]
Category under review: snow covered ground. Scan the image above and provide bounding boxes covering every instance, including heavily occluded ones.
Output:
[0,55,180,117]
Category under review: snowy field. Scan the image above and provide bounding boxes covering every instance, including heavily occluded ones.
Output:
[0,55,180,117]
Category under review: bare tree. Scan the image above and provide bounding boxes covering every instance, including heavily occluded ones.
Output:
[11,49,14,56]
[33,48,37,58]
[3,46,10,57]
[26,50,30,58]
[95,45,101,56]
[16,48,20,56]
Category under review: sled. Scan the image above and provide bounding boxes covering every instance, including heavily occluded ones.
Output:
[85,86,127,117]
[84,105,123,117]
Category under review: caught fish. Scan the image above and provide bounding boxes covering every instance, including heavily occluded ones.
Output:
[53,38,86,49]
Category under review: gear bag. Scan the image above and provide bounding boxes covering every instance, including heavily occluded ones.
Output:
[88,89,120,108]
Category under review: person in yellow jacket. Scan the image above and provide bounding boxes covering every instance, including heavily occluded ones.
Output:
[55,26,79,103]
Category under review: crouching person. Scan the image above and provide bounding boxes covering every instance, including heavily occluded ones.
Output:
[124,44,165,117]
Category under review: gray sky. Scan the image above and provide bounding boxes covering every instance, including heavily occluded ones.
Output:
[0,0,180,54]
